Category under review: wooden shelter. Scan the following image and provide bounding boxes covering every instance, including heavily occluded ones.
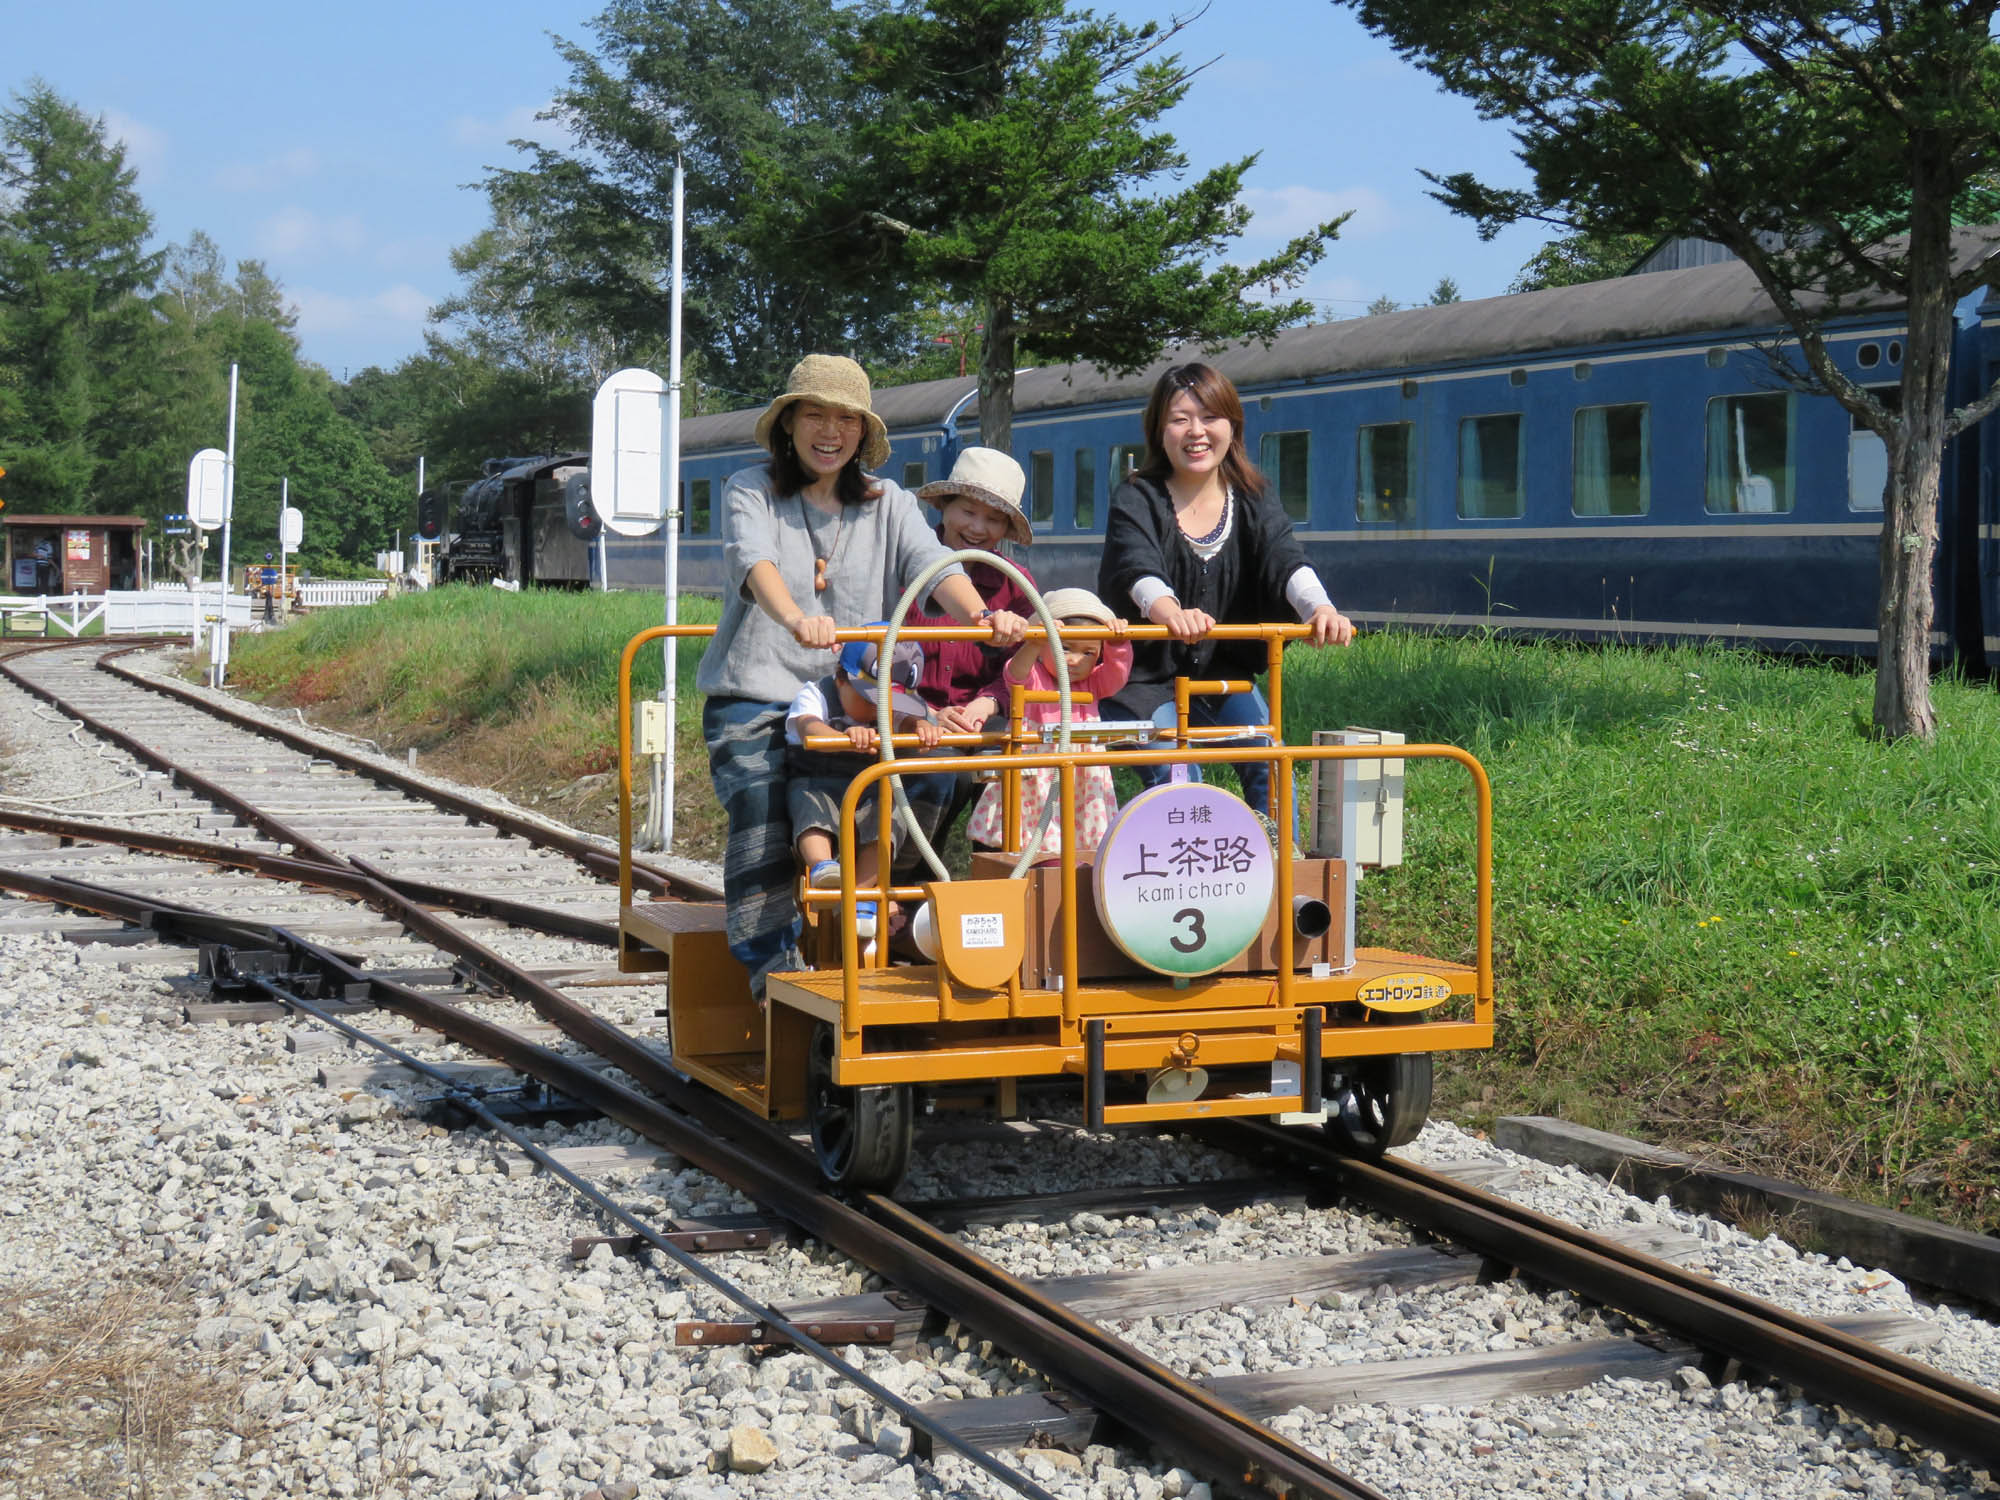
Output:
[2,515,147,593]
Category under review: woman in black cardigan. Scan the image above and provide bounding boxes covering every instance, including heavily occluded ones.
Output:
[1097,362,1354,818]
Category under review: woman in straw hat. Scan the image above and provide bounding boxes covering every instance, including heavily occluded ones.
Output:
[909,447,1039,736]
[695,355,1028,1000]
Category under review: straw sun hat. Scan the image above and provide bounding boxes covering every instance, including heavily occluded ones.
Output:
[753,354,892,471]
[916,447,1033,545]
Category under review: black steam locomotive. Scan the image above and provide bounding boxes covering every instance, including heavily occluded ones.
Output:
[416,454,601,586]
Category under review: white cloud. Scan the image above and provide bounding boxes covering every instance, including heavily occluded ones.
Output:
[1242,184,1397,241]
[99,109,167,177]
[255,207,369,258]
[214,148,320,192]
[449,101,569,150]
[291,283,436,338]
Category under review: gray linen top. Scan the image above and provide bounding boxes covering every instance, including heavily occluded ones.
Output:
[695,464,966,705]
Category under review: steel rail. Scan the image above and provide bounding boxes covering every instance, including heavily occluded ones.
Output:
[0,809,617,946]
[236,970,1063,1500]
[1221,1121,2000,1471]
[0,859,1385,1500]
[75,641,717,900]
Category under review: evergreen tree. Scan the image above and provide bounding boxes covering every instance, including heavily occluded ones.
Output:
[457,0,912,405]
[1508,231,1653,293]
[765,0,1343,448]
[1428,276,1461,305]
[1366,294,1401,316]
[1335,0,2000,739]
[0,82,161,511]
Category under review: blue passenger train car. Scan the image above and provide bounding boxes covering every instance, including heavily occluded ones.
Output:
[596,252,2000,670]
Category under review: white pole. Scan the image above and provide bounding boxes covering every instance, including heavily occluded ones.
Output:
[648,159,686,850]
[278,476,289,613]
[214,363,239,686]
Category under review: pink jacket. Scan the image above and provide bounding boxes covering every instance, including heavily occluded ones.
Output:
[1005,639,1134,726]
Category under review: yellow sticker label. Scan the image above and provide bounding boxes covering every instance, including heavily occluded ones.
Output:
[1356,971,1455,1012]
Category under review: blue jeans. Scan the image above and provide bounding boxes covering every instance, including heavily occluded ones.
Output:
[703,697,803,995]
[1137,687,1287,825]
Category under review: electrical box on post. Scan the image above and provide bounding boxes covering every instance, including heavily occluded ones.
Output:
[1309,728,1405,868]
[636,700,668,756]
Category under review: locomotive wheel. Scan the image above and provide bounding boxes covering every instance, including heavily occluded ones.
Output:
[806,1021,913,1192]
[1322,1052,1432,1160]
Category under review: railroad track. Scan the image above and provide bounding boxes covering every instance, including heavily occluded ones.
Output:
[1,638,1993,1499]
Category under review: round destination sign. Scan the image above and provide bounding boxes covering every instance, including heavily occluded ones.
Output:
[1092,782,1276,977]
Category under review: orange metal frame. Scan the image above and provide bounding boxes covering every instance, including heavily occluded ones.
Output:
[617,623,1494,1122]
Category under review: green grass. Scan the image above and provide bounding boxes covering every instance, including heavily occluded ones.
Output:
[1279,632,1999,1228]
[228,594,2000,1230]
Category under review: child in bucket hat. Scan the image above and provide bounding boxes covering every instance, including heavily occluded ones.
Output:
[967,586,1132,857]
[785,629,951,937]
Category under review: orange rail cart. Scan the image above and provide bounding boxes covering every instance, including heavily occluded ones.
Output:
[618,623,1494,1192]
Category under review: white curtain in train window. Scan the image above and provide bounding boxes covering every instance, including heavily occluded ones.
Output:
[1705,393,1795,513]
[1573,404,1649,516]
[1457,414,1523,518]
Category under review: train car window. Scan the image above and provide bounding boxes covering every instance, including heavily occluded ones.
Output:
[687,478,711,535]
[1704,393,1796,514]
[1888,341,1904,365]
[1400,380,1419,399]
[1572,405,1649,517]
[1030,450,1055,526]
[1073,448,1096,529]
[1857,343,1881,368]
[1706,347,1729,368]
[1848,388,1898,512]
[1258,431,1312,522]
[1508,368,1527,388]
[1457,414,1525,519]
[1110,444,1146,485]
[1356,423,1414,522]
[1573,362,1592,381]
[903,460,926,490]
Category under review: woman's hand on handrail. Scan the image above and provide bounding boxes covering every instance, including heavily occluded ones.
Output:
[789,613,839,649]
[1146,595,1215,643]
[1305,603,1355,647]
[983,608,1029,647]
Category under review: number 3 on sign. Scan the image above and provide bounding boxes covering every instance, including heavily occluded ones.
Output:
[1168,907,1206,953]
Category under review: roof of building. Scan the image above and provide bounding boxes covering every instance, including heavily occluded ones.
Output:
[680,224,2000,452]
[2,515,149,528]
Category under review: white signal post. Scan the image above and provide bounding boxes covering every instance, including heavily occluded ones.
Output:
[279,480,303,610]
[213,364,240,686]
[585,160,684,850]
[658,158,686,850]
[185,445,228,647]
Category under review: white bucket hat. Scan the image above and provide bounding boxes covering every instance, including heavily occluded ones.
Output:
[753,354,892,471]
[1039,586,1117,628]
[917,447,1033,545]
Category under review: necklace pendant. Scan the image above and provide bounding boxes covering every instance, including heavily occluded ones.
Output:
[814,556,828,593]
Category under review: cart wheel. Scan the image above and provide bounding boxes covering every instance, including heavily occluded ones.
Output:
[806,1021,913,1192]
[1322,1053,1432,1159]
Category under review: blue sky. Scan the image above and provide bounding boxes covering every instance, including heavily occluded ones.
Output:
[11,2,1553,382]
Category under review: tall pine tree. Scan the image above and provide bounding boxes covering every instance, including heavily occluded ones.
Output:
[758,0,1345,448]
[0,82,161,511]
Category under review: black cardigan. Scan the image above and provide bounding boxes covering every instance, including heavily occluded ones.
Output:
[1096,473,1314,720]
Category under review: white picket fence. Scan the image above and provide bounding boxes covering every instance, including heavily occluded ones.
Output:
[298,579,389,607]
[0,588,249,638]
[0,579,387,638]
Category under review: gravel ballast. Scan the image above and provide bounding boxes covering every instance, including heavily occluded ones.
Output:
[2,654,1996,1500]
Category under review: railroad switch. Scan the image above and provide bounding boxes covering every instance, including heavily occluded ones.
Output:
[200,944,366,1005]
[674,1318,896,1349]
